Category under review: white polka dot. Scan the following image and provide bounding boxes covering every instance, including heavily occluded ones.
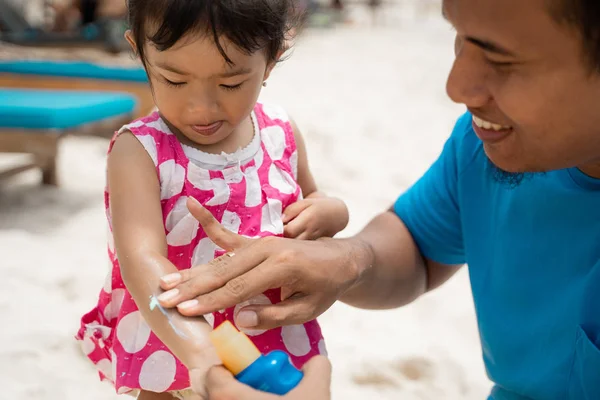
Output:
[244,166,262,207]
[187,163,212,190]
[116,311,151,353]
[261,198,283,234]
[110,349,118,384]
[136,135,158,166]
[221,210,242,234]
[203,313,215,328]
[103,262,113,293]
[262,126,286,161]
[234,294,272,336]
[262,104,288,121]
[254,147,264,169]
[268,164,296,195]
[86,322,112,340]
[117,386,133,394]
[281,325,311,357]
[96,359,113,381]
[159,160,186,200]
[107,228,115,254]
[223,168,243,184]
[318,339,328,356]
[166,197,190,231]
[104,288,126,321]
[165,197,199,246]
[146,118,172,135]
[290,150,298,180]
[122,119,144,130]
[80,335,95,355]
[191,237,217,266]
[166,214,199,246]
[139,350,177,392]
[206,178,230,206]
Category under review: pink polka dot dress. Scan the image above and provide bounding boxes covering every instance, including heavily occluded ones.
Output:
[76,103,326,396]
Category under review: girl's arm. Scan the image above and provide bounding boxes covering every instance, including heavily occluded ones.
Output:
[108,132,219,394]
[282,120,349,239]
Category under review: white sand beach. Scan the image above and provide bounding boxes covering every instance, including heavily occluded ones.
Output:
[1,3,492,399]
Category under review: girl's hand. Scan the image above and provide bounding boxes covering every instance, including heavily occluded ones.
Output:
[283,197,349,240]
[205,356,332,400]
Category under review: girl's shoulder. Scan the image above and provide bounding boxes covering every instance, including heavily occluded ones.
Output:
[254,102,293,126]
[108,111,176,167]
[254,101,297,148]
[253,102,299,178]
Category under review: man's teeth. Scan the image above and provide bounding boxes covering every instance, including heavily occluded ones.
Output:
[472,115,510,131]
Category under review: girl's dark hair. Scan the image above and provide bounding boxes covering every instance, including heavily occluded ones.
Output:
[127,0,296,68]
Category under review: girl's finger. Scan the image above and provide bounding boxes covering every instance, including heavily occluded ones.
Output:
[187,197,248,250]
[284,212,311,238]
[282,200,312,223]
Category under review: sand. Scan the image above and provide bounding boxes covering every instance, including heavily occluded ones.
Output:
[1,2,492,399]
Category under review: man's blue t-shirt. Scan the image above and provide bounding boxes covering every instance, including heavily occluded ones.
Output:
[394,112,600,400]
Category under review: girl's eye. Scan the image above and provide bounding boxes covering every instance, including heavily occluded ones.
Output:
[164,78,186,88]
[220,82,244,91]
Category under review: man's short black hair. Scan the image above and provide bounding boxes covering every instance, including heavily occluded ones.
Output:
[549,0,600,71]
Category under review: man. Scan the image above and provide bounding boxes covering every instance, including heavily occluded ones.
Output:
[158,0,600,398]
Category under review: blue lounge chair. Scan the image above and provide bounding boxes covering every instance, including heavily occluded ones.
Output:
[0,60,153,119]
[0,88,136,185]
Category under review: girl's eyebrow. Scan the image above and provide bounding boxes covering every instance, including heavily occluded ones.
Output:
[154,61,189,76]
[217,68,252,78]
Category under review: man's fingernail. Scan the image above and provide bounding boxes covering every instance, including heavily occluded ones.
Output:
[178,299,199,310]
[158,289,179,302]
[237,311,258,328]
[161,273,181,285]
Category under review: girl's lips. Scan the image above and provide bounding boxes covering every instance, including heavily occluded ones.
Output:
[191,121,223,136]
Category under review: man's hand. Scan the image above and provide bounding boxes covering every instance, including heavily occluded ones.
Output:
[157,198,371,330]
[205,356,332,400]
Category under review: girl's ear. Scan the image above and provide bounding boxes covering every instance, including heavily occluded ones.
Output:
[124,30,138,56]
[263,48,286,82]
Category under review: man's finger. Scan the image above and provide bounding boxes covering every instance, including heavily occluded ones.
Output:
[175,258,279,316]
[206,366,276,400]
[237,296,317,330]
[187,197,246,250]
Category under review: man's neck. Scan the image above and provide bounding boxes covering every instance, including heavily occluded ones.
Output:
[578,161,600,179]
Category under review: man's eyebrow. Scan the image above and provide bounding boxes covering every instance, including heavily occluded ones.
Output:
[441,4,516,58]
[466,37,516,57]
[217,68,252,78]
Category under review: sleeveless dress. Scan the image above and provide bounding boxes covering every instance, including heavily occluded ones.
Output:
[76,103,326,397]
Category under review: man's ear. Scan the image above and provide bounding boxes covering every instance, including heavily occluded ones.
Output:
[124,30,138,56]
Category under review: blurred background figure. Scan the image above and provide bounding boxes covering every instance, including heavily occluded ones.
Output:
[51,0,126,33]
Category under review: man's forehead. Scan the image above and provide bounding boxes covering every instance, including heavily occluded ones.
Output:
[442,0,567,50]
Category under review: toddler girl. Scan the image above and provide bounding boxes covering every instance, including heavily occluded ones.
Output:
[76,0,348,399]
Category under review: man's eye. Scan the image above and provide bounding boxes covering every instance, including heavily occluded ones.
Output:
[487,59,515,68]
